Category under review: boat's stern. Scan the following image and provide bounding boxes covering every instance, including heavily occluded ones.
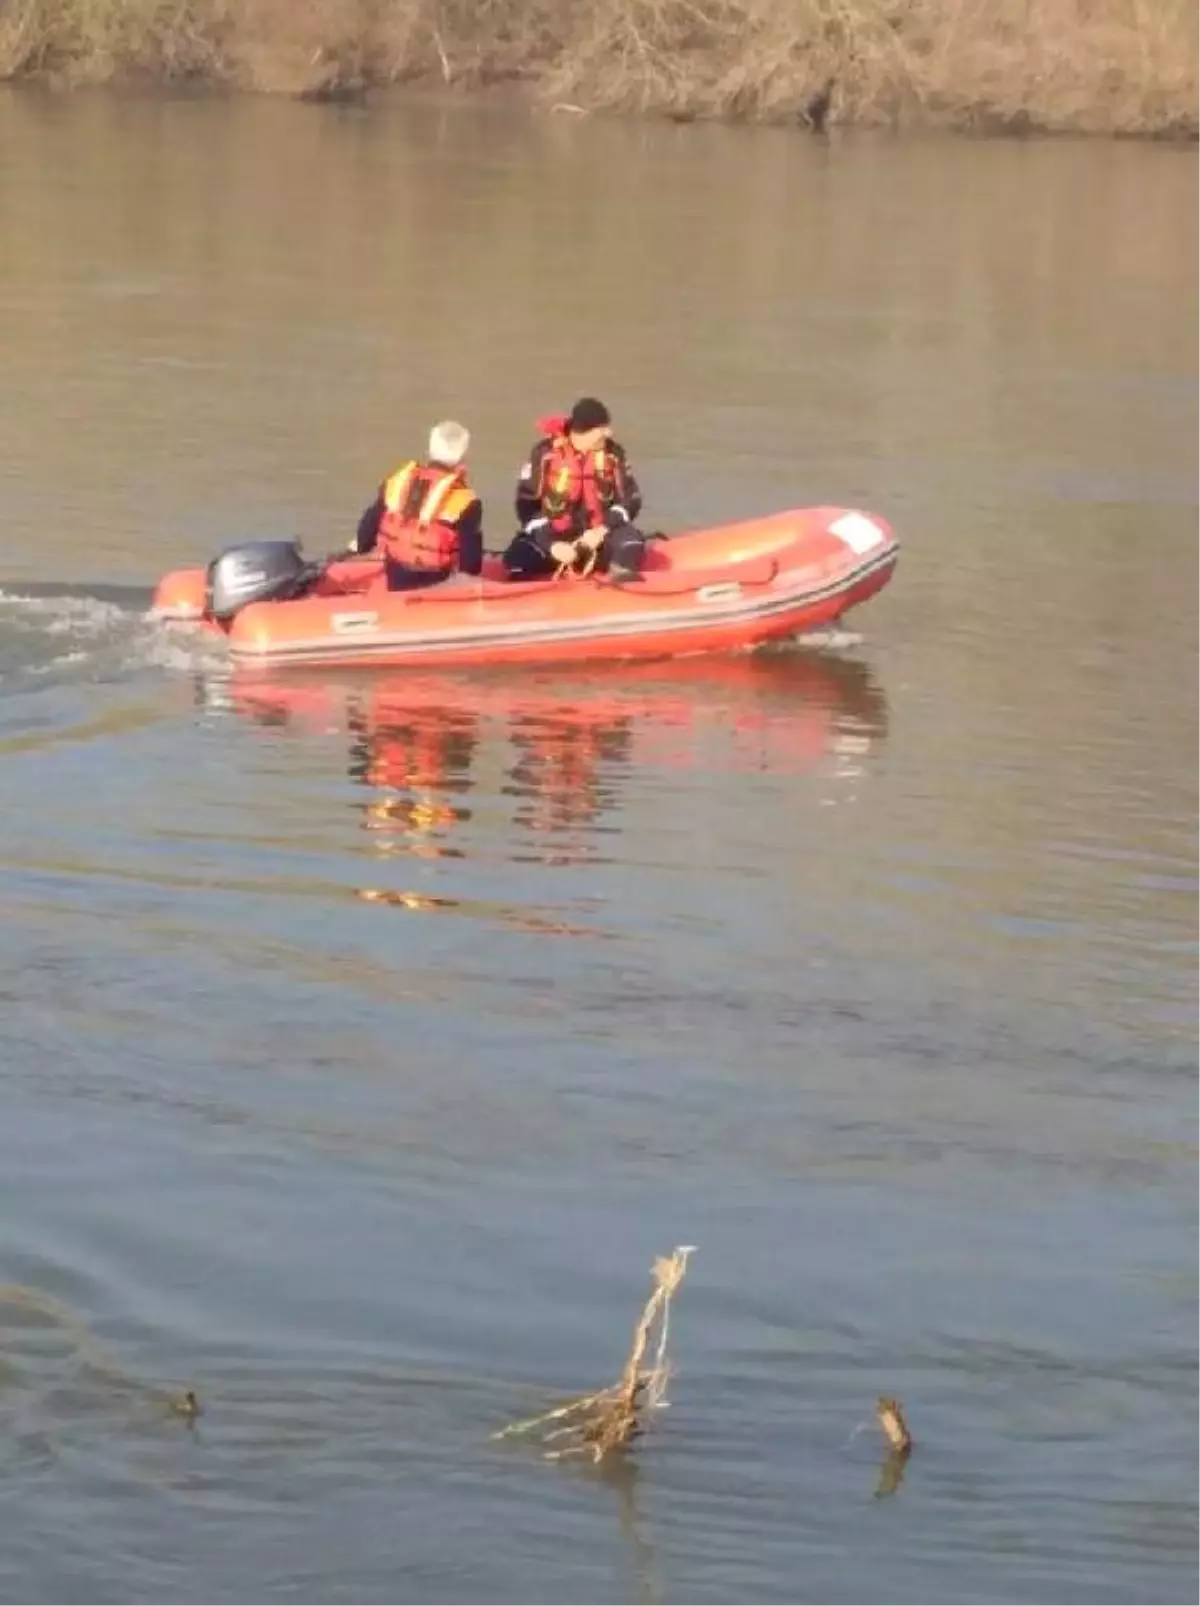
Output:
[149,565,209,622]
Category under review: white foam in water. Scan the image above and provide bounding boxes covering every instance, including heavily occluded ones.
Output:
[24,650,89,677]
[0,591,125,634]
[794,626,864,650]
[131,615,228,674]
[0,589,226,687]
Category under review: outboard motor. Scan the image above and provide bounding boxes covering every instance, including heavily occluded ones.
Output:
[205,540,314,623]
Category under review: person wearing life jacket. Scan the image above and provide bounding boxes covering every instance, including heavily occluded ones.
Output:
[352,420,484,590]
[503,397,647,581]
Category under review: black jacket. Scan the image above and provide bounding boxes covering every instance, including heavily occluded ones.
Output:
[515,438,642,546]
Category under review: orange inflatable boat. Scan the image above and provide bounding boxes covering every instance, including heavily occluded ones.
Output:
[151,506,898,669]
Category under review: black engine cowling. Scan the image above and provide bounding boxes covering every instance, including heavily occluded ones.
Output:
[205,540,313,623]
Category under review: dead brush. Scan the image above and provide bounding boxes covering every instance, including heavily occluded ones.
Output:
[494,1244,696,1462]
[1,0,1195,133]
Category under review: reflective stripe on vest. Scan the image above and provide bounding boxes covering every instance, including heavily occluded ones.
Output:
[378,461,472,570]
[541,438,615,533]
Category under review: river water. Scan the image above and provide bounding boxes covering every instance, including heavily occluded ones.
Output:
[0,88,1196,1604]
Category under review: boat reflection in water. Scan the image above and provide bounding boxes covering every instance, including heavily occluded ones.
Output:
[200,648,890,924]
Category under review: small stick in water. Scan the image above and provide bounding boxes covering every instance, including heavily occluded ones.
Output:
[169,1388,202,1422]
[875,1395,912,1454]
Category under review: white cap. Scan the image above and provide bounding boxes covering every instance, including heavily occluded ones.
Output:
[428,420,470,466]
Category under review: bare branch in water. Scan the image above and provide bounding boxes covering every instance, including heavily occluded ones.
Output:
[875,1394,913,1454]
[494,1245,696,1463]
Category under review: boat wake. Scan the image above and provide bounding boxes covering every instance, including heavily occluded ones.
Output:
[0,585,225,692]
[761,623,864,653]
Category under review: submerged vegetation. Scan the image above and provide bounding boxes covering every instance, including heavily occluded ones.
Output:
[0,0,1195,136]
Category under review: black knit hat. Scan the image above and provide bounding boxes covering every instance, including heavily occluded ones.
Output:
[568,397,611,433]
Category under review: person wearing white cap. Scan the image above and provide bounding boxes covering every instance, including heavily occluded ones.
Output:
[352,420,484,590]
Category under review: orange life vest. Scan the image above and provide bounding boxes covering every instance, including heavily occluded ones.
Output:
[378,461,474,571]
[536,426,623,535]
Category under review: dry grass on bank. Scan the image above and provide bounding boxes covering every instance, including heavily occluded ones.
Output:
[0,0,1195,135]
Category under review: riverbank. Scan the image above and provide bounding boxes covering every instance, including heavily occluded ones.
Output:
[1,0,1196,137]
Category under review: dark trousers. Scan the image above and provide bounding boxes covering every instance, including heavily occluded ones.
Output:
[384,561,453,592]
[502,525,647,580]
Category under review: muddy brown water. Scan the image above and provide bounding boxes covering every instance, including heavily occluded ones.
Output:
[0,88,1196,1605]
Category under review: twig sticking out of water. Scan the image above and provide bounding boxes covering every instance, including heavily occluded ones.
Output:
[493,1246,696,1463]
[169,1388,203,1423]
[875,1395,913,1454]
[872,1395,914,1498]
